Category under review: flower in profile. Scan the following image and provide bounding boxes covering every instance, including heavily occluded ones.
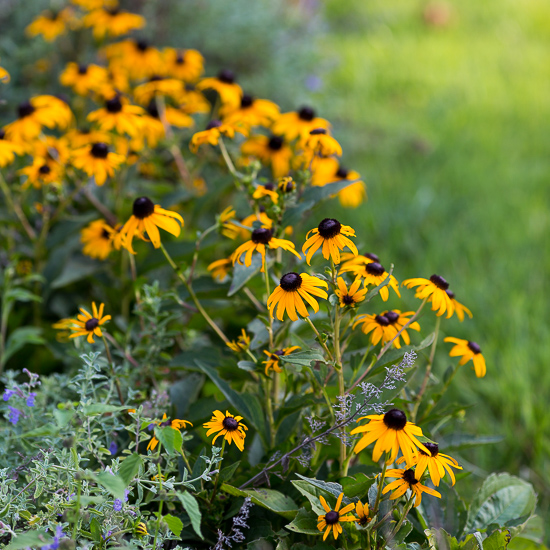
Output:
[68,302,111,344]
[403,275,455,318]
[267,272,328,322]
[119,197,184,254]
[303,128,342,157]
[231,227,300,273]
[60,63,108,96]
[263,346,301,375]
[189,120,246,153]
[147,413,193,451]
[162,48,204,82]
[277,176,295,193]
[274,106,330,141]
[252,182,279,204]
[353,313,398,347]
[350,408,429,466]
[444,337,486,378]
[381,310,420,348]
[88,95,145,138]
[382,468,441,507]
[341,259,400,301]
[135,522,148,537]
[81,219,122,260]
[83,7,145,40]
[241,134,293,178]
[19,158,63,190]
[208,258,232,282]
[26,8,75,42]
[334,277,367,308]
[316,493,356,541]
[354,500,370,526]
[7,406,23,426]
[302,218,358,265]
[446,290,472,322]
[397,442,462,486]
[203,410,248,451]
[72,142,125,186]
[52,318,75,342]
[221,94,280,129]
[226,329,251,353]
[197,69,243,109]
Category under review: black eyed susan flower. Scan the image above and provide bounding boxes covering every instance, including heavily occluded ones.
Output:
[334,277,367,308]
[277,176,295,193]
[68,302,111,344]
[197,69,243,109]
[231,227,301,273]
[60,62,108,96]
[381,310,420,348]
[303,128,342,157]
[403,275,455,318]
[134,522,148,537]
[81,219,122,260]
[119,197,184,254]
[207,258,232,282]
[19,158,63,190]
[83,7,145,40]
[444,337,487,378]
[446,290,473,322]
[354,500,370,527]
[241,134,293,178]
[226,329,251,353]
[221,94,280,129]
[33,136,71,166]
[316,493,356,541]
[0,59,10,83]
[350,408,429,467]
[71,0,118,9]
[252,182,279,204]
[134,77,184,105]
[267,272,328,322]
[353,313,398,347]
[162,48,204,82]
[302,218,358,265]
[88,95,145,138]
[72,142,125,186]
[382,468,441,507]
[138,100,194,149]
[0,130,23,167]
[64,128,112,150]
[274,106,330,141]
[203,410,248,452]
[217,206,239,240]
[177,89,211,116]
[26,8,75,42]
[146,413,193,451]
[263,346,301,375]
[189,120,246,154]
[341,259,400,301]
[397,442,462,486]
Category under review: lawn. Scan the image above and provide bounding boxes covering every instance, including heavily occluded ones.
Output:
[317,0,550,515]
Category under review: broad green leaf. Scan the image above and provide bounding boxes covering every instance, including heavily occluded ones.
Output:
[95,472,127,499]
[340,473,374,499]
[221,484,299,520]
[279,350,326,367]
[445,434,505,450]
[284,508,319,535]
[50,257,102,289]
[19,424,59,438]
[465,473,537,532]
[154,426,183,455]
[4,327,44,365]
[118,453,143,485]
[90,517,102,543]
[163,514,184,538]
[5,530,52,550]
[291,478,352,516]
[176,491,203,539]
[228,254,262,296]
[53,409,75,428]
[418,482,468,537]
[220,460,241,483]
[508,516,547,550]
[483,529,511,550]
[5,288,42,303]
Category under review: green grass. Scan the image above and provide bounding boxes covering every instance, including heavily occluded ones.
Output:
[317,0,550,514]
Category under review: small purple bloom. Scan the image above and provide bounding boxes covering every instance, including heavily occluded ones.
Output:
[7,406,22,425]
[26,392,37,407]
[109,441,118,455]
[2,389,15,402]
[41,525,66,550]
[113,499,123,511]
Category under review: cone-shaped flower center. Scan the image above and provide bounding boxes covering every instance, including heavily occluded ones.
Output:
[106,7,120,16]
[430,274,449,290]
[175,52,185,64]
[336,165,349,179]
[241,94,253,108]
[317,218,342,239]
[268,135,284,151]
[383,408,407,430]
[135,39,149,52]
[424,442,439,457]
[147,101,159,118]
[375,314,390,326]
[91,142,109,159]
[385,310,399,324]
[251,227,272,244]
[324,511,339,525]
[85,318,99,331]
[263,182,275,191]
[365,252,380,262]
[18,101,35,119]
[222,417,239,431]
[39,164,51,174]
[133,197,155,219]
[105,96,123,113]
[403,469,419,485]
[280,272,302,291]
[298,106,315,121]
[206,119,222,130]
[343,295,354,305]
[101,229,111,240]
[78,64,88,75]
[365,262,385,276]
[218,69,235,84]
[446,289,455,299]
[467,341,481,354]
[309,127,326,135]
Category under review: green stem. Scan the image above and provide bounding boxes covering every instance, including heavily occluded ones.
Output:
[72,478,82,539]
[153,460,164,550]
[373,457,388,515]
[305,317,334,362]
[419,359,461,423]
[219,137,244,181]
[0,171,36,240]
[102,336,124,405]
[388,496,414,542]
[209,439,226,504]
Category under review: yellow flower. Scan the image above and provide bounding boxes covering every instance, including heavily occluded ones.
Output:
[226,329,251,353]
[302,128,342,157]
[26,8,75,42]
[203,410,248,452]
[262,346,301,375]
[354,500,370,526]
[162,48,204,82]
[217,206,240,239]
[274,106,330,141]
[353,313,398,348]
[19,158,63,190]
[119,197,184,254]
[446,290,472,322]
[380,310,420,348]
[137,101,194,149]
[382,468,441,507]
[72,142,125,186]
[87,95,145,138]
[52,318,75,343]
[0,61,9,83]
[60,62,108,96]
[134,78,184,105]
[177,89,211,116]
[350,408,429,467]
[81,219,122,260]
[135,522,148,537]
[83,7,145,40]
[444,337,487,378]
[33,136,71,166]
[316,493,356,541]
[189,120,246,154]
[64,128,113,150]
[252,183,279,204]
[147,413,193,451]
[334,277,367,308]
[241,134,293,178]
[68,302,111,344]
[71,0,118,10]
[197,70,243,109]
[402,275,455,318]
[267,272,328,322]
[302,218,358,265]
[207,258,232,282]
[0,130,23,167]
[341,259,400,301]
[231,227,301,273]
[277,176,295,193]
[221,94,280,129]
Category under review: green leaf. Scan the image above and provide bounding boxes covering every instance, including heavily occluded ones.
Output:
[118,453,143,486]
[220,461,241,483]
[291,478,351,516]
[90,517,102,543]
[82,403,130,416]
[284,508,319,535]
[445,434,505,450]
[154,426,183,455]
[228,253,262,296]
[465,473,537,532]
[418,482,468,537]
[5,288,42,303]
[19,424,59,438]
[238,360,257,371]
[53,409,75,428]
[279,349,327,367]
[95,472,127,499]
[163,514,184,538]
[3,327,44,365]
[176,491,203,539]
[483,529,511,550]
[5,530,52,550]
[221,484,299,520]
[508,516,547,550]
[50,257,102,289]
[340,473,374,499]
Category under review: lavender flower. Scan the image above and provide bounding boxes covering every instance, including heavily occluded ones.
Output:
[7,406,22,425]
[109,441,118,455]
[41,525,66,550]
[2,389,15,402]
[26,392,37,407]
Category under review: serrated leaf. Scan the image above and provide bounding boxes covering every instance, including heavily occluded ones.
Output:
[118,453,143,486]
[176,491,203,539]
[163,514,183,537]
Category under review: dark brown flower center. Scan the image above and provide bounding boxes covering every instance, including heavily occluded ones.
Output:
[467,341,481,354]
[175,51,186,64]
[90,142,109,159]
[298,106,315,121]
[39,164,51,175]
[133,197,155,219]
[365,262,385,276]
[78,64,88,75]
[218,69,235,84]
[159,418,172,427]
[0,129,5,140]
[446,289,455,299]
[263,182,275,191]
[375,314,390,326]
[101,229,111,240]
[343,295,354,305]
[147,100,159,118]
[430,274,449,290]
[365,252,380,262]
[251,227,272,244]
[403,469,419,485]
[268,135,284,151]
[336,165,349,179]
[383,408,407,430]
[206,120,222,130]
[241,94,253,108]
[106,7,120,15]
[85,318,99,331]
[424,442,439,457]
[105,96,122,113]
[280,272,302,291]
[384,310,399,324]
[317,218,341,239]
[135,39,149,52]
[18,101,35,119]
[309,127,326,135]
[324,511,340,525]
[222,417,239,431]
